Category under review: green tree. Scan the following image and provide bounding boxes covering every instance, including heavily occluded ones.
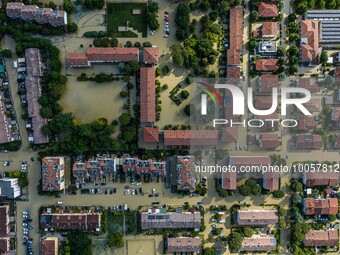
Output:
[320,50,328,65]
[107,232,124,248]
[289,33,299,42]
[273,189,285,198]
[279,220,287,228]
[327,0,337,9]
[119,113,131,126]
[68,232,92,255]
[63,0,74,13]
[146,12,160,30]
[110,38,119,47]
[328,214,336,221]
[199,0,210,11]
[1,49,12,58]
[318,0,326,9]
[148,1,159,13]
[203,247,217,255]
[126,61,139,73]
[228,232,243,252]
[175,3,190,40]
[66,22,78,33]
[248,39,258,51]
[242,227,254,237]
[291,180,303,193]
[184,104,196,116]
[295,2,308,15]
[181,90,190,99]
[291,222,311,245]
[276,46,286,57]
[250,10,258,22]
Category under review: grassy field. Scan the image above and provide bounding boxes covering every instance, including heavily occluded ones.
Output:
[106,3,147,38]
[107,212,124,234]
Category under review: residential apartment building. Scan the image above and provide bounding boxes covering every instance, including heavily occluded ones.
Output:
[40,236,59,255]
[140,208,201,230]
[167,237,201,253]
[300,20,319,65]
[140,67,156,123]
[163,130,219,147]
[40,212,101,231]
[0,205,10,254]
[72,155,116,183]
[222,156,272,190]
[257,74,280,94]
[25,48,48,144]
[121,156,166,176]
[6,2,67,27]
[258,2,278,18]
[41,157,66,192]
[263,172,279,191]
[240,235,277,252]
[304,230,339,247]
[0,178,21,199]
[236,210,278,225]
[294,134,322,150]
[306,10,340,46]
[174,155,196,191]
[303,172,339,187]
[143,127,159,143]
[66,47,159,67]
[227,6,243,80]
[303,198,338,215]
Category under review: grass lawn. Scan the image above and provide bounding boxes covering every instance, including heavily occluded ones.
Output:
[125,212,136,234]
[107,212,124,234]
[107,3,147,38]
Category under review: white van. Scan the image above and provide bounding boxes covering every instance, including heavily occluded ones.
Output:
[57,201,64,205]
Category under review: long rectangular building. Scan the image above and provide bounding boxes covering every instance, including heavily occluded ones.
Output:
[306,10,340,45]
[40,213,101,231]
[140,67,156,123]
[6,2,67,27]
[163,130,219,146]
[140,209,201,230]
[25,48,48,144]
[237,210,278,225]
[240,235,277,252]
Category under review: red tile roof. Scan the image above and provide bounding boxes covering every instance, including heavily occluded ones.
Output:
[143,47,159,63]
[254,113,279,131]
[304,172,339,187]
[87,47,139,62]
[227,66,241,79]
[304,98,321,113]
[41,239,57,255]
[176,156,196,191]
[258,2,279,18]
[143,127,159,143]
[263,172,279,190]
[229,6,243,51]
[0,238,9,254]
[40,213,101,231]
[297,77,319,93]
[259,77,277,94]
[140,67,156,123]
[222,127,238,143]
[260,133,279,150]
[237,210,278,225]
[164,130,219,146]
[301,20,319,65]
[255,59,279,72]
[305,230,339,247]
[222,171,237,190]
[296,134,322,150]
[336,67,340,82]
[303,198,338,215]
[297,116,317,131]
[258,74,279,93]
[66,52,88,67]
[230,156,272,166]
[167,237,201,253]
[240,235,277,252]
[0,206,9,237]
[262,22,279,37]
[255,96,273,109]
[41,157,65,192]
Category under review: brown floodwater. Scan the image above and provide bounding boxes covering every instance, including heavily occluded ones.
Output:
[60,76,125,123]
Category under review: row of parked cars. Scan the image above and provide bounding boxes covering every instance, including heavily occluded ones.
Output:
[22,211,33,255]
[80,188,117,194]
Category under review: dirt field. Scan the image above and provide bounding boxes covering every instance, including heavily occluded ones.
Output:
[126,237,159,255]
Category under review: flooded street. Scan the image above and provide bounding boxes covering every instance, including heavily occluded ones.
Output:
[60,76,126,123]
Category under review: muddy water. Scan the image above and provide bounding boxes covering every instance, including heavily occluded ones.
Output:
[60,76,125,123]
